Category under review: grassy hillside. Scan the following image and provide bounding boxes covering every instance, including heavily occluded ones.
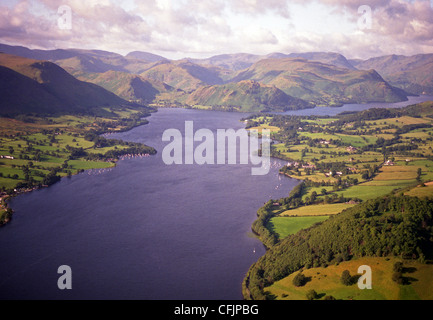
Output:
[287,52,356,70]
[125,51,167,62]
[74,70,174,104]
[0,43,163,75]
[243,196,433,300]
[0,53,129,116]
[189,53,262,71]
[182,80,313,112]
[0,66,67,115]
[190,51,355,72]
[230,58,408,106]
[266,256,433,300]
[353,54,433,95]
[140,59,224,92]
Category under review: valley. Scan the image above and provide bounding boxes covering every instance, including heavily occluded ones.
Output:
[1,42,433,301]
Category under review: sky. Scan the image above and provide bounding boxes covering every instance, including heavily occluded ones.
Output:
[0,0,433,60]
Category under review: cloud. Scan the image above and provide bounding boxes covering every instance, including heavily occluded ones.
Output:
[230,0,291,18]
[0,0,432,59]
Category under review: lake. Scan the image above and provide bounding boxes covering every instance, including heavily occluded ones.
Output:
[0,95,432,300]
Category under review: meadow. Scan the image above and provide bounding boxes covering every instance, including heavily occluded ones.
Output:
[281,202,355,216]
[265,257,433,300]
[266,216,329,239]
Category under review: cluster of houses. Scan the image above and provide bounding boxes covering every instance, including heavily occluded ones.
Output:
[286,161,316,169]
[325,171,344,177]
[384,159,411,166]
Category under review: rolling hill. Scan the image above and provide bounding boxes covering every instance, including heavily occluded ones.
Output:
[0,53,129,116]
[181,80,313,112]
[0,43,165,75]
[286,52,356,70]
[0,65,67,115]
[74,70,174,103]
[243,195,433,300]
[188,53,262,71]
[140,59,225,92]
[230,58,408,106]
[125,51,168,62]
[189,52,356,71]
[352,54,433,95]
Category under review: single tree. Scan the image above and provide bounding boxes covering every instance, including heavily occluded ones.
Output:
[340,270,352,286]
[306,289,318,300]
[393,262,403,273]
[292,272,307,287]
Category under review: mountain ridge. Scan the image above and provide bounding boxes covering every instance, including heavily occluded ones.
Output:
[0,53,130,116]
[5,43,433,111]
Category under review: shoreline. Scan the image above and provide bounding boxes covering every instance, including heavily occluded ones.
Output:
[0,114,157,228]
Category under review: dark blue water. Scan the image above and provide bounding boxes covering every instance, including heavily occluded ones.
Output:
[0,95,432,300]
[0,108,297,300]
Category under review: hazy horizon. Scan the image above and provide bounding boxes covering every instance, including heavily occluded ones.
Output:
[5,41,431,62]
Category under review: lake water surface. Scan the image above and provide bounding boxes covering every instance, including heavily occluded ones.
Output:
[0,95,432,300]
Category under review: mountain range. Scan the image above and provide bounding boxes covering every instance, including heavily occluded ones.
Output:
[1,43,433,114]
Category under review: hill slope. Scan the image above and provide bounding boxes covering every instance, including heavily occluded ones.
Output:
[352,54,433,95]
[231,58,408,106]
[0,53,128,116]
[286,52,356,70]
[125,51,167,62]
[189,53,262,71]
[0,43,161,75]
[243,195,433,300]
[182,80,313,112]
[140,60,224,92]
[0,65,66,115]
[74,70,174,103]
[190,52,355,71]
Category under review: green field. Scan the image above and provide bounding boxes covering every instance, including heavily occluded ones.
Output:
[0,109,155,195]
[333,185,399,200]
[280,203,355,216]
[265,257,433,300]
[267,216,329,239]
[405,183,433,198]
[247,124,280,133]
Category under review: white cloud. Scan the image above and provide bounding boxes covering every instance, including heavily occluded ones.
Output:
[0,0,432,59]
